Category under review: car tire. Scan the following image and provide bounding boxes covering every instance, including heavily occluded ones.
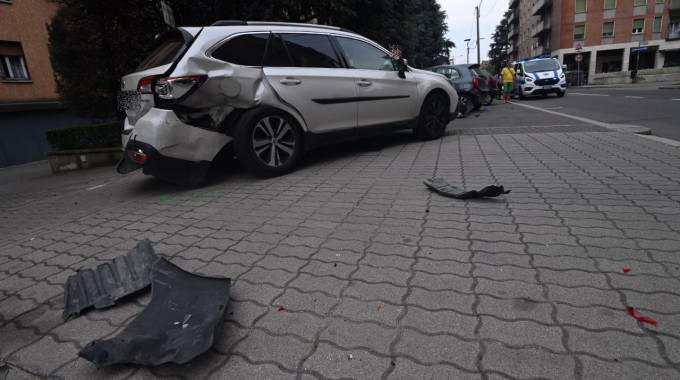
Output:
[484,93,494,106]
[233,107,303,177]
[414,92,450,140]
[557,91,565,98]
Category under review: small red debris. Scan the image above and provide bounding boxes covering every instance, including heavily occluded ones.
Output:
[623,265,631,273]
[627,307,657,326]
[276,306,287,312]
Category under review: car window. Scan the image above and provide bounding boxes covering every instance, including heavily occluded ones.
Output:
[212,33,268,66]
[137,30,188,71]
[263,34,293,67]
[280,34,342,68]
[436,67,460,79]
[335,37,394,71]
[524,59,560,72]
[450,69,461,80]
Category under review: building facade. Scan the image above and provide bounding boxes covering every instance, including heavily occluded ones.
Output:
[0,0,60,104]
[506,0,680,84]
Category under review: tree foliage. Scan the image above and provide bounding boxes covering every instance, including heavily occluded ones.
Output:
[487,10,511,74]
[48,0,448,117]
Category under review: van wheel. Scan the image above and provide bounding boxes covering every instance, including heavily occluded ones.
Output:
[233,107,303,177]
[557,91,565,98]
[414,92,450,140]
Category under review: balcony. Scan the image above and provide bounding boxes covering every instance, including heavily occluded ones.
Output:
[508,9,518,24]
[532,0,552,16]
[510,0,519,9]
[508,24,518,39]
[531,19,552,37]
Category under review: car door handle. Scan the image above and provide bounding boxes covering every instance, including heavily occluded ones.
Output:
[357,80,372,87]
[280,78,301,85]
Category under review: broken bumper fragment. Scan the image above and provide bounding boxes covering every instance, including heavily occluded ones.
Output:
[79,257,231,367]
[424,177,511,199]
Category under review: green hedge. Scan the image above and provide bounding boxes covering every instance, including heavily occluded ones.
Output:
[46,123,121,151]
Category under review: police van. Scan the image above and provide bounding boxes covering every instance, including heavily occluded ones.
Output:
[514,57,567,98]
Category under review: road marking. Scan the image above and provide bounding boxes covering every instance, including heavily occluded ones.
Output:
[624,96,644,99]
[543,106,563,110]
[672,99,680,101]
[86,184,106,191]
[568,92,610,96]
[511,101,612,128]
[637,134,680,147]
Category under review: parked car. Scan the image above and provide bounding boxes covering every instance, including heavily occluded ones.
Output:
[117,21,458,184]
[426,64,489,117]
[476,67,498,105]
[513,57,567,98]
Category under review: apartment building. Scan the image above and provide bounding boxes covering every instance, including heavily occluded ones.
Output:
[506,0,680,84]
[0,0,60,105]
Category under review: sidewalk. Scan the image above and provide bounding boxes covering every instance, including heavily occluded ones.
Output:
[1,106,680,379]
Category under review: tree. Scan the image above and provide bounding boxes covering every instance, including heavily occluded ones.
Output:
[48,0,448,117]
[488,10,511,74]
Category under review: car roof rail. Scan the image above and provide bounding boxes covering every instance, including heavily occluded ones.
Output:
[245,21,341,30]
[210,20,248,26]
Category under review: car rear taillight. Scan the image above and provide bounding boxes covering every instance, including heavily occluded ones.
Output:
[155,75,207,100]
[137,76,156,94]
[472,77,479,88]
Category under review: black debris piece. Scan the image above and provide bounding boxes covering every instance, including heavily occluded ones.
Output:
[79,258,231,367]
[62,240,157,320]
[424,177,511,200]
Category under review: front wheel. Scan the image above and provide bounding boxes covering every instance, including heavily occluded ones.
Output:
[484,92,494,106]
[557,91,566,98]
[233,107,303,177]
[414,92,450,140]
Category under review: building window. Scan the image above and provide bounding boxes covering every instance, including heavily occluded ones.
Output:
[656,0,664,3]
[603,22,615,37]
[634,0,647,5]
[0,41,30,81]
[574,25,586,40]
[653,16,663,33]
[575,0,587,13]
[632,18,645,34]
[604,0,616,9]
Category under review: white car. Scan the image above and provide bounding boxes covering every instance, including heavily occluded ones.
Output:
[117,21,458,185]
[514,57,567,98]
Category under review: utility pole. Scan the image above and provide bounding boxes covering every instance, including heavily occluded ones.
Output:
[476,5,481,64]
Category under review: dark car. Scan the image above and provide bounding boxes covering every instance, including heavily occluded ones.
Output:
[427,64,490,116]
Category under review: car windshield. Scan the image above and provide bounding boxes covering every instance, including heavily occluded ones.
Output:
[523,59,560,73]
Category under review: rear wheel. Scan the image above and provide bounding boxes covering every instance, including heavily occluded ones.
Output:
[414,92,450,140]
[484,92,494,106]
[233,107,303,177]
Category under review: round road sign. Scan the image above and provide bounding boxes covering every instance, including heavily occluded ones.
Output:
[575,53,583,62]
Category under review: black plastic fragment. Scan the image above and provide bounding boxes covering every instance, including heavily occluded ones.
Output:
[62,240,157,320]
[424,177,511,199]
[78,257,231,367]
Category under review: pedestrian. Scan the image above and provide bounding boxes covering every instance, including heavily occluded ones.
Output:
[390,44,402,59]
[500,61,516,104]
[495,72,503,99]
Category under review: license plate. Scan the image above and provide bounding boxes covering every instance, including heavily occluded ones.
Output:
[117,91,141,111]
[542,85,552,90]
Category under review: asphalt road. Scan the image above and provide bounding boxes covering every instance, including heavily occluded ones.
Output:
[513,83,680,141]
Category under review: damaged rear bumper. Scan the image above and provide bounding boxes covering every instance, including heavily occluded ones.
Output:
[117,140,211,186]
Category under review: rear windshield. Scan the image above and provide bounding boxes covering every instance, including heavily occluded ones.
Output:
[523,59,560,73]
[136,30,188,71]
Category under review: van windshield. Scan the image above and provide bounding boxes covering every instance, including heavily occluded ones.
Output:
[136,30,188,71]
[523,59,560,73]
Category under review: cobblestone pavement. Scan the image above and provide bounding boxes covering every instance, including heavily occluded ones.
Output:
[2,104,680,379]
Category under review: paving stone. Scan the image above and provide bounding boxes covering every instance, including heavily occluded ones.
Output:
[388,357,481,380]
[567,327,664,365]
[579,355,678,380]
[479,316,564,352]
[333,297,402,326]
[320,317,397,354]
[273,288,337,315]
[344,282,407,304]
[8,336,78,377]
[482,341,576,380]
[208,355,296,379]
[395,329,479,370]
[233,329,311,370]
[256,310,325,341]
[477,295,553,324]
[303,342,389,379]
[402,306,477,338]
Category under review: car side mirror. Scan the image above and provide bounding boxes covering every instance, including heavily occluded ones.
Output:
[394,58,407,79]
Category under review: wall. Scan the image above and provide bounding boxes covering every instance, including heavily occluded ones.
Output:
[0,0,59,103]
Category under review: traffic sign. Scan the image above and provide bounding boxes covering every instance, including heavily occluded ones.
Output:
[575,43,583,51]
[631,47,648,53]
[575,53,583,62]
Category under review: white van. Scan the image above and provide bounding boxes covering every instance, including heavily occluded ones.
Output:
[514,58,566,98]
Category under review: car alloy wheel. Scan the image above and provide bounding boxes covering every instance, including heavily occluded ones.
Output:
[251,116,296,168]
[424,95,449,133]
